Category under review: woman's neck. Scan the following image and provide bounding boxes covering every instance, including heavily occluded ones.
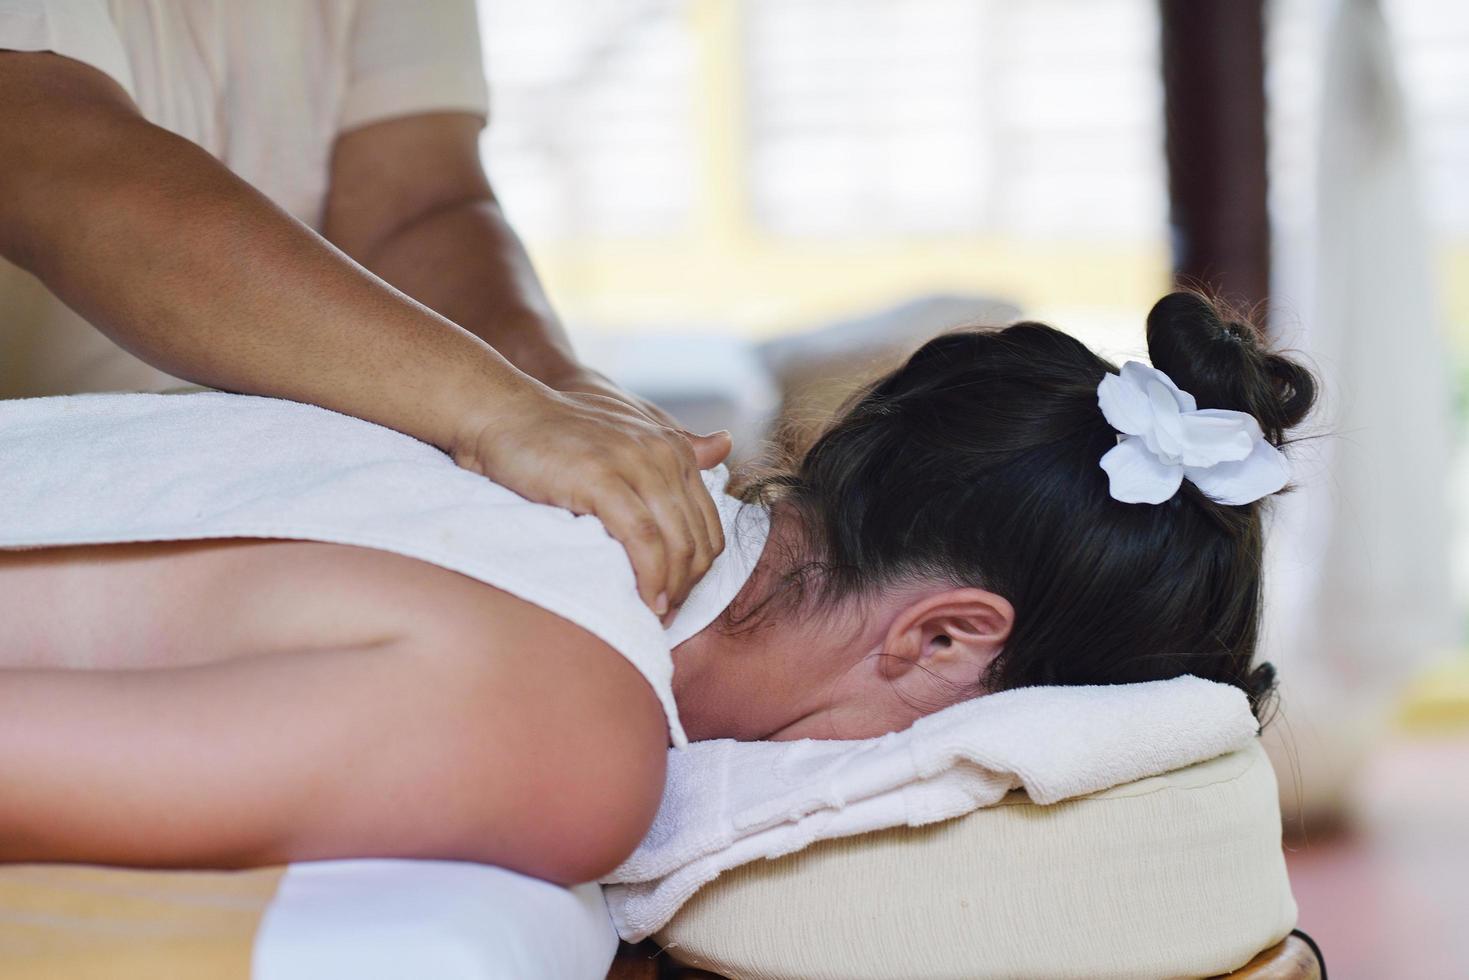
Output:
[670,502,797,740]
[670,504,887,741]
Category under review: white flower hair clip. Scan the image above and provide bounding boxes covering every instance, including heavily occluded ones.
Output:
[1097,361,1289,506]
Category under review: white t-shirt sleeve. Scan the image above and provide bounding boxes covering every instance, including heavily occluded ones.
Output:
[339,0,490,134]
[0,0,135,100]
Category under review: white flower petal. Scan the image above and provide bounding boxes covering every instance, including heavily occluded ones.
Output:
[1183,438,1289,506]
[1144,379,1188,461]
[1120,360,1196,413]
[1100,436,1186,504]
[1176,411,1256,467]
[1097,370,1154,437]
[1189,407,1264,440]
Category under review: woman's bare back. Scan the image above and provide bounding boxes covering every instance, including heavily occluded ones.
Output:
[0,538,669,881]
[0,538,506,670]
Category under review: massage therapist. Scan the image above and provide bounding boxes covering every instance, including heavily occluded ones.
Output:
[0,0,728,621]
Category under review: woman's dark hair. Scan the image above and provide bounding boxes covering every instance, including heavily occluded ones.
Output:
[736,290,1316,724]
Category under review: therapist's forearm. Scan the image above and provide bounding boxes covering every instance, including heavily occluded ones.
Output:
[350,194,583,387]
[0,95,535,452]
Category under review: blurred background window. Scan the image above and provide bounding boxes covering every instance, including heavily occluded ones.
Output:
[477,0,1170,345]
[477,0,698,239]
[741,0,1164,242]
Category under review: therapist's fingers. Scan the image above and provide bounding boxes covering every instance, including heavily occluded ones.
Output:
[629,469,717,621]
[593,477,672,616]
[621,448,707,612]
[676,430,729,568]
[455,385,728,619]
[644,493,698,624]
[684,429,733,471]
[544,371,728,584]
[684,454,725,578]
[625,434,724,612]
[667,433,727,603]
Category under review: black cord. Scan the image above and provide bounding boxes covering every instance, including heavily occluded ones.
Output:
[1290,927,1327,980]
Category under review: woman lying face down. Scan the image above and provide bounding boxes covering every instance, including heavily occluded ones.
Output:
[0,291,1313,884]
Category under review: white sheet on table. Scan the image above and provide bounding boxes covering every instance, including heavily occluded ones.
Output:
[252,860,617,980]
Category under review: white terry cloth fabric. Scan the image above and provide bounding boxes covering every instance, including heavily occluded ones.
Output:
[601,675,1259,941]
[0,392,772,749]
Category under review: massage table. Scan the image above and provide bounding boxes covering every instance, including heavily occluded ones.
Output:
[0,740,1312,978]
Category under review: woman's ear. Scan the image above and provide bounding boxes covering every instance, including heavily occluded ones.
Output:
[878,588,1014,696]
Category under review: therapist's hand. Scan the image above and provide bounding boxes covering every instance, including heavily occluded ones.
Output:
[452,383,731,622]
[545,363,684,430]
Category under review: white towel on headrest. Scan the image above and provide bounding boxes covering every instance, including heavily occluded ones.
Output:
[600,675,1258,941]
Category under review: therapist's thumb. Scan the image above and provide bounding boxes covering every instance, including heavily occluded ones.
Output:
[685,429,733,470]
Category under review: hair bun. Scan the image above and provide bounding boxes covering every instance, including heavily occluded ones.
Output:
[1243,660,1278,725]
[1145,291,1316,444]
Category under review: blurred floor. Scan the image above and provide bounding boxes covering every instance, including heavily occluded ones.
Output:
[1284,732,1469,979]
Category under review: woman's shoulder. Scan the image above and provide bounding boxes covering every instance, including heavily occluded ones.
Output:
[408,573,670,880]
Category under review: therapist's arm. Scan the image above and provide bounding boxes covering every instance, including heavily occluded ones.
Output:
[322,112,672,419]
[322,112,577,390]
[0,52,725,615]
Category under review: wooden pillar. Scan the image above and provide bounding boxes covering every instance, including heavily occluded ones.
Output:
[1159,0,1271,313]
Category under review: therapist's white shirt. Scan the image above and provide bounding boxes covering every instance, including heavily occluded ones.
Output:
[0,0,490,396]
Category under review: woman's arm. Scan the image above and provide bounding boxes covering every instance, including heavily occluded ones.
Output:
[0,608,667,884]
[0,51,724,616]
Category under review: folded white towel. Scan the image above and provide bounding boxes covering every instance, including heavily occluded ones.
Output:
[600,675,1258,941]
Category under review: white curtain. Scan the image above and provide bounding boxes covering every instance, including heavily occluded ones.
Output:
[1263,0,1457,820]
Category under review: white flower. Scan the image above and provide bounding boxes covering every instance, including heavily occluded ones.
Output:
[1096,361,1289,506]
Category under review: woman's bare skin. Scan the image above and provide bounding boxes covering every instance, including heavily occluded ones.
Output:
[0,539,668,883]
[0,519,1016,882]
[2,538,497,670]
